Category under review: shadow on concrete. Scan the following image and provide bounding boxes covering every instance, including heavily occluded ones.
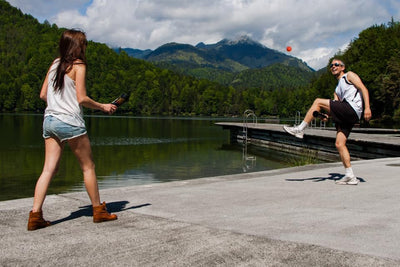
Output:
[51,201,151,225]
[286,173,366,183]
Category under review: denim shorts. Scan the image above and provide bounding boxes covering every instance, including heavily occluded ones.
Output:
[43,115,87,142]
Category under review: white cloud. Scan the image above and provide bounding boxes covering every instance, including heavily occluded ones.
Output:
[7,0,398,70]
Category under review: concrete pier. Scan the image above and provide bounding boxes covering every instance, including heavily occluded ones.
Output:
[1,157,400,266]
[216,122,400,159]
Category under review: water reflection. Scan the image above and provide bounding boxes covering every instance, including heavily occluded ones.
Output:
[242,109,257,172]
[242,144,257,172]
[0,114,293,201]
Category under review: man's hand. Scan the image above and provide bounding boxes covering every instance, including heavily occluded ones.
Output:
[364,107,372,121]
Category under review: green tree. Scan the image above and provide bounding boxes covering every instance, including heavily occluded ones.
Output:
[376,54,400,118]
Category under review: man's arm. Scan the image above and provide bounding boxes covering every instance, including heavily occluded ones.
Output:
[333,92,339,101]
[347,71,372,121]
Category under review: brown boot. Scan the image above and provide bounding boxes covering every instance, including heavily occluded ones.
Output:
[27,210,51,231]
[93,202,118,223]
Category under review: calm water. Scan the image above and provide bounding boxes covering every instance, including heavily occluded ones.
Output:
[0,114,297,201]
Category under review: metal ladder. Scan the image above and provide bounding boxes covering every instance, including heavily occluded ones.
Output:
[242,110,257,172]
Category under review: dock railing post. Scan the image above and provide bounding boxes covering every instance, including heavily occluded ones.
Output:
[311,118,316,128]
[320,120,326,129]
[295,111,301,126]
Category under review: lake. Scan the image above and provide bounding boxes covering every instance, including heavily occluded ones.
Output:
[0,113,300,201]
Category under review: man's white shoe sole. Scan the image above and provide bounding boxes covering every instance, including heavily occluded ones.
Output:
[283,126,304,139]
[336,178,359,185]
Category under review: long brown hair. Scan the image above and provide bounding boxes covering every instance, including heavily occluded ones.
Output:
[53,29,88,92]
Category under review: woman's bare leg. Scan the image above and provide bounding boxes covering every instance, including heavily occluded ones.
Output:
[32,138,64,212]
[68,134,100,206]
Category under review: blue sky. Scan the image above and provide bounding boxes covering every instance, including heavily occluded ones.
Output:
[7,0,400,70]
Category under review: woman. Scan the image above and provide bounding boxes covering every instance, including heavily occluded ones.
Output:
[28,29,118,231]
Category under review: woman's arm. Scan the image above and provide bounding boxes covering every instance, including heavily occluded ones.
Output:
[74,64,117,114]
[39,69,51,102]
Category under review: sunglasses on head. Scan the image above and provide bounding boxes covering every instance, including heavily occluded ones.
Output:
[330,62,343,68]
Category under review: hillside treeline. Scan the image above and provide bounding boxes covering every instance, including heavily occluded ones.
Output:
[0,1,237,116]
[1,0,399,123]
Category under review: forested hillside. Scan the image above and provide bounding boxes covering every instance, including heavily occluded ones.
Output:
[1,0,399,123]
[0,0,240,115]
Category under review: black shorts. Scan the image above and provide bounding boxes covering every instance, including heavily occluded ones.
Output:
[329,100,359,138]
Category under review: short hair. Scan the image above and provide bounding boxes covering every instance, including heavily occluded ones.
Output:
[331,58,345,67]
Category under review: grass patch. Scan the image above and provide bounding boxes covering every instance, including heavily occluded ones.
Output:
[287,149,319,166]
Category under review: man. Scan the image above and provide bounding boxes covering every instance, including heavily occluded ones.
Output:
[283,59,372,185]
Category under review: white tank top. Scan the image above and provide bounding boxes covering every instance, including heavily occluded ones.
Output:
[335,73,363,119]
[44,59,85,127]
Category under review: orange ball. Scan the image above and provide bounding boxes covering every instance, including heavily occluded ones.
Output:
[286,46,292,52]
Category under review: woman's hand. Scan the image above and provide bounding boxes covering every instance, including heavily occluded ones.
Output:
[102,103,117,115]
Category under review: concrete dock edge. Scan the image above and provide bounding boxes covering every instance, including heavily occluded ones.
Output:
[1,157,400,266]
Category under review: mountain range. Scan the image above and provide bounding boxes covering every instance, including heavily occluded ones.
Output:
[115,36,316,89]
[2,0,399,120]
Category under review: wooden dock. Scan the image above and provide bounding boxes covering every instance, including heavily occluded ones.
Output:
[216,122,400,159]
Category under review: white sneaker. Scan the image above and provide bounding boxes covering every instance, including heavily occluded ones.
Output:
[283,125,304,139]
[335,175,352,184]
[336,175,359,185]
[346,176,360,185]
